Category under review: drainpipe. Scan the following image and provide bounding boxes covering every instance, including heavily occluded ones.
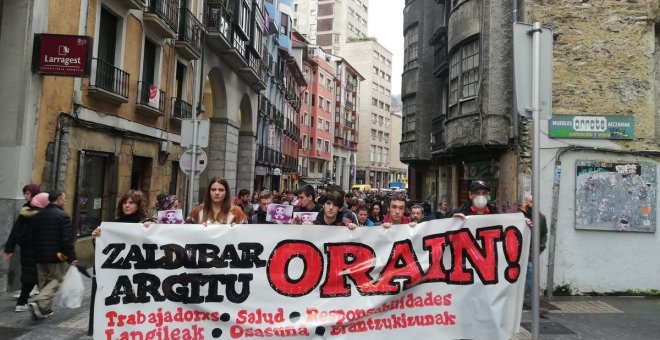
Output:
[51,113,65,190]
[511,0,519,141]
[546,154,563,298]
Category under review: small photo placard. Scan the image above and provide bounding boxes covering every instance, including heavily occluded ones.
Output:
[157,209,184,224]
[265,204,294,223]
[293,212,318,224]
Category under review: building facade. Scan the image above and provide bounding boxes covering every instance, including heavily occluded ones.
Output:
[293,0,369,54]
[401,0,516,211]
[402,0,660,293]
[331,58,362,191]
[341,39,397,189]
[254,0,304,193]
[292,39,335,186]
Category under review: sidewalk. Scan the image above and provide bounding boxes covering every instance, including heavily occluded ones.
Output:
[1,278,658,339]
[0,275,93,340]
[514,296,660,340]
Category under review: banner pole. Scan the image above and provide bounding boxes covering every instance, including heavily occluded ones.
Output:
[531,21,542,340]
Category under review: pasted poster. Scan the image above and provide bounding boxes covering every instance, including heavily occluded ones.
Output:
[575,160,656,232]
[94,215,529,340]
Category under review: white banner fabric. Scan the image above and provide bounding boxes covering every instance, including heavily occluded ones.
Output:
[94,213,529,340]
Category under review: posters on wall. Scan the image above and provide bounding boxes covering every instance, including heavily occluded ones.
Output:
[95,214,529,339]
[575,160,656,232]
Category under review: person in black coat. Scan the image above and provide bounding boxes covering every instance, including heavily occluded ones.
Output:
[3,192,48,312]
[29,191,78,320]
[452,180,499,217]
[252,190,276,224]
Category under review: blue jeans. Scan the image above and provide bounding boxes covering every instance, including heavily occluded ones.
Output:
[525,262,533,298]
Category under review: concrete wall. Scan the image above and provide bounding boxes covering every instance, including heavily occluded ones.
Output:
[525,0,660,293]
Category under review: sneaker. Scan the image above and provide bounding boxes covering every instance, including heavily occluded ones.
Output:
[28,302,51,320]
[15,304,29,312]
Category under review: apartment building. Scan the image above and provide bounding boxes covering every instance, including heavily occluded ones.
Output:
[0,0,272,290]
[254,0,305,192]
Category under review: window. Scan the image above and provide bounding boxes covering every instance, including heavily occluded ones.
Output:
[303,112,309,126]
[280,13,289,35]
[142,38,159,85]
[448,38,480,118]
[372,113,377,123]
[324,141,330,152]
[326,100,331,111]
[318,117,323,128]
[317,138,322,151]
[404,24,419,71]
[303,135,308,149]
[384,104,390,111]
[372,98,378,106]
[320,73,325,83]
[376,147,382,163]
[384,148,389,161]
[378,116,384,125]
[384,132,390,142]
[311,9,317,16]
[371,129,376,140]
[318,161,323,173]
[98,7,119,66]
[402,96,417,141]
[325,121,330,131]
[318,96,324,109]
[174,61,186,99]
[370,146,375,162]
[378,131,383,141]
[373,66,378,74]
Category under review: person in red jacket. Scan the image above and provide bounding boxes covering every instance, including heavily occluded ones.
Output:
[382,193,416,228]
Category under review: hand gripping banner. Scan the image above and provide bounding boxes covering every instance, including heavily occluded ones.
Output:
[94,213,529,340]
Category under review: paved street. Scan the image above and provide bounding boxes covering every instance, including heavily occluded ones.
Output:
[1,276,658,339]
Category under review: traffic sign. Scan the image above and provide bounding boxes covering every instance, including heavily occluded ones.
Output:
[181,119,210,148]
[179,147,208,176]
[513,22,553,119]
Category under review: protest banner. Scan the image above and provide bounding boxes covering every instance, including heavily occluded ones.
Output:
[94,213,529,339]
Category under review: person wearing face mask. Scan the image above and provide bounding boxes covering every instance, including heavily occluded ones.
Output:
[452,180,499,218]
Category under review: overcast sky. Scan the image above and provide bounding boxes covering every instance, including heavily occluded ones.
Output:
[368,0,404,96]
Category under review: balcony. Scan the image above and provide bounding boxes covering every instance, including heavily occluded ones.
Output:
[240,51,265,90]
[88,58,129,104]
[175,8,202,60]
[136,81,165,117]
[334,136,358,150]
[344,118,354,128]
[345,100,354,112]
[118,0,145,10]
[171,97,192,120]
[144,0,178,39]
[345,79,356,92]
[206,0,232,48]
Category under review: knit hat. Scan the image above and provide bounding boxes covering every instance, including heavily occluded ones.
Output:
[156,195,178,211]
[23,184,40,196]
[30,193,50,208]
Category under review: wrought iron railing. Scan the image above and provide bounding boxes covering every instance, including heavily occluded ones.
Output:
[137,81,165,112]
[146,0,179,33]
[90,58,129,99]
[177,7,202,54]
[205,1,232,38]
[171,97,192,119]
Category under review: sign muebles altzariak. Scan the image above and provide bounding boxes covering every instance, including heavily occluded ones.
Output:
[548,114,634,140]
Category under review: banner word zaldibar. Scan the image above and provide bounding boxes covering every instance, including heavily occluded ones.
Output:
[95,214,529,340]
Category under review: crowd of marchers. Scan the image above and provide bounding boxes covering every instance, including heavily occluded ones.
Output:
[3,177,548,335]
